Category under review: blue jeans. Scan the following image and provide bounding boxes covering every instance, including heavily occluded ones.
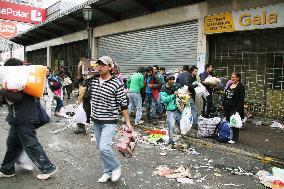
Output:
[54,96,63,113]
[156,94,164,117]
[166,110,181,144]
[190,97,198,128]
[145,93,156,120]
[93,123,120,175]
[128,92,143,124]
[1,123,55,174]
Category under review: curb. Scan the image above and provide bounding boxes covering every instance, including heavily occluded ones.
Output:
[134,125,284,168]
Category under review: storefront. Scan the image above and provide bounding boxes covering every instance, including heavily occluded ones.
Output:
[205,3,284,119]
[97,21,198,76]
[51,40,87,78]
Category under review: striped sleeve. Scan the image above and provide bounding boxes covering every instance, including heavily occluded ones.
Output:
[115,83,128,111]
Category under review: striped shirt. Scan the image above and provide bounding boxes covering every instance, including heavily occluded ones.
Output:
[89,76,128,124]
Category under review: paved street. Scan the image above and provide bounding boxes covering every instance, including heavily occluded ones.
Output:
[0,105,276,189]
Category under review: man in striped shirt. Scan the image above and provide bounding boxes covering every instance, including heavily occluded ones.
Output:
[88,56,132,183]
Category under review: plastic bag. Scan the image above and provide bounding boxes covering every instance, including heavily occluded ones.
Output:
[180,107,193,135]
[195,83,209,98]
[230,112,242,128]
[74,103,87,124]
[0,65,47,97]
[16,150,34,171]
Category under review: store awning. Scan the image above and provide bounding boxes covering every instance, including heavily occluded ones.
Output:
[10,0,204,46]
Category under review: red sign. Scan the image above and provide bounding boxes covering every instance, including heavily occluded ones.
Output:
[0,21,17,39]
[0,2,46,24]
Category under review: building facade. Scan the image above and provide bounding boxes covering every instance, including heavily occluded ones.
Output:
[9,0,284,119]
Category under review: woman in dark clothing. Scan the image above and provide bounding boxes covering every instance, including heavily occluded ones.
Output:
[223,72,245,144]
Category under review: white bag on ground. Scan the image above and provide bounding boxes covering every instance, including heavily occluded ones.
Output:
[197,116,221,137]
[180,107,193,135]
[16,150,34,171]
[230,112,242,128]
[74,103,87,124]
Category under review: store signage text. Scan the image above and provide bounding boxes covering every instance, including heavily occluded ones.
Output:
[239,12,278,27]
[205,3,284,34]
[204,12,234,33]
[0,21,17,39]
[0,2,46,24]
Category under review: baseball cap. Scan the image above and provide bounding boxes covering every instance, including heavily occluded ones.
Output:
[166,75,175,81]
[96,56,115,68]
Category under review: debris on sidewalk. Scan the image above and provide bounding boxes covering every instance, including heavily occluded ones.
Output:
[223,183,244,187]
[270,121,284,130]
[153,165,193,184]
[256,167,284,189]
[144,129,167,144]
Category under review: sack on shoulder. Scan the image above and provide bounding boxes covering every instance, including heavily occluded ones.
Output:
[36,101,50,129]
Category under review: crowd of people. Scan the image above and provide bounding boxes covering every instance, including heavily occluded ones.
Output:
[0,57,245,182]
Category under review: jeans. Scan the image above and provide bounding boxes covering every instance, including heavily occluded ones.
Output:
[54,96,63,113]
[189,97,198,128]
[128,92,143,124]
[156,94,164,117]
[166,110,181,144]
[93,123,120,175]
[1,123,54,174]
[145,93,157,120]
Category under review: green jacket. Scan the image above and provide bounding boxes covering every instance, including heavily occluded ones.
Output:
[127,72,144,93]
[160,83,178,111]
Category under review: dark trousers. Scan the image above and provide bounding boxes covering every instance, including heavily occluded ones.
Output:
[224,108,239,142]
[63,85,72,99]
[1,123,54,174]
[54,96,63,113]
[203,94,213,118]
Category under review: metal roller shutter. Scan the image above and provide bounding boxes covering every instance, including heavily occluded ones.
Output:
[97,21,198,76]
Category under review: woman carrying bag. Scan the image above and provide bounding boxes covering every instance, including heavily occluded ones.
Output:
[223,72,245,144]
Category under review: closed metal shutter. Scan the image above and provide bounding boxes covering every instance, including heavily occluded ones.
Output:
[97,21,198,76]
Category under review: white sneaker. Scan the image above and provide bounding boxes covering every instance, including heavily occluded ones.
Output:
[97,174,111,183]
[134,120,144,125]
[111,166,121,182]
[37,166,57,180]
[0,171,15,178]
[228,140,236,144]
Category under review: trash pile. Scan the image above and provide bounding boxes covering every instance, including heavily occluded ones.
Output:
[143,130,168,145]
[256,167,284,189]
[270,121,284,130]
[153,165,193,184]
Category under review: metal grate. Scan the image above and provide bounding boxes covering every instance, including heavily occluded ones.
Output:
[209,28,284,120]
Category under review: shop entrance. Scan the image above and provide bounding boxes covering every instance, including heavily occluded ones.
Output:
[209,28,284,119]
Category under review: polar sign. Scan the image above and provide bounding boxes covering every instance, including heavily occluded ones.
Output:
[0,21,17,38]
[0,2,46,24]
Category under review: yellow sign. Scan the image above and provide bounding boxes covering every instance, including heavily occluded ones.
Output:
[204,12,234,34]
[204,3,284,34]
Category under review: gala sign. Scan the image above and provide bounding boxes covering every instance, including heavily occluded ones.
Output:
[0,1,46,24]
[0,21,17,39]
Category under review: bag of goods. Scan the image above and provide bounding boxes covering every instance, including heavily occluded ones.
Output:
[230,112,243,128]
[204,76,221,87]
[116,126,136,158]
[0,65,47,97]
[176,85,190,112]
[195,82,210,98]
[180,107,193,135]
[197,116,221,137]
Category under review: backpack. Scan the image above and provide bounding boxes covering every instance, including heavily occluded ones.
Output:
[214,120,231,143]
